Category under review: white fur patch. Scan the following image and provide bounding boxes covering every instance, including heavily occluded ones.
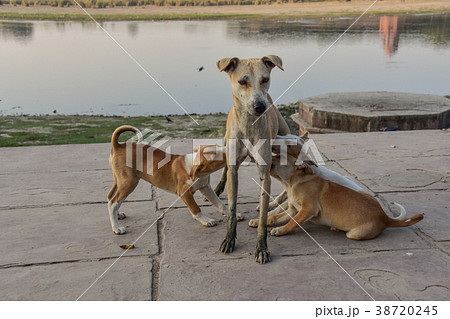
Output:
[184,151,197,175]
[312,166,363,192]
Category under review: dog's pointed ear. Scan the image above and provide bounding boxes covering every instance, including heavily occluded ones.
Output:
[300,129,309,141]
[261,55,284,71]
[190,152,204,181]
[217,57,240,73]
[299,162,315,175]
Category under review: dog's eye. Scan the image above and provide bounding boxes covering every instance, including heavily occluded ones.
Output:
[238,80,247,86]
[261,77,269,84]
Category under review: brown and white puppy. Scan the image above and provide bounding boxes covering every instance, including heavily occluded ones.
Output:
[263,153,424,239]
[217,55,291,264]
[107,125,231,234]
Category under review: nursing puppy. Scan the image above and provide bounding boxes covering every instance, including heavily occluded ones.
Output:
[259,132,366,218]
[265,153,424,239]
[107,125,230,234]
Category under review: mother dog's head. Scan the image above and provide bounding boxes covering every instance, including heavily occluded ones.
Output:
[217,55,283,116]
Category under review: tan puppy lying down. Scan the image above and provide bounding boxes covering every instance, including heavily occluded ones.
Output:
[263,154,424,239]
[107,125,233,234]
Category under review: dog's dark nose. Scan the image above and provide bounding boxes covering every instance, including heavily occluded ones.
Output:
[254,101,266,115]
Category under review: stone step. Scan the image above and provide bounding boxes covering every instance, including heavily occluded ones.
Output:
[297,92,450,132]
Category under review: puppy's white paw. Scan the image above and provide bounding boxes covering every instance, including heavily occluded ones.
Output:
[270,227,281,236]
[248,218,259,228]
[255,205,260,211]
[193,213,216,227]
[118,212,127,220]
[237,213,245,222]
[113,226,126,235]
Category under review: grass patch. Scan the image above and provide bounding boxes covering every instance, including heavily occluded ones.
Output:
[0,105,297,147]
[2,3,449,21]
[0,114,228,147]
[0,11,262,21]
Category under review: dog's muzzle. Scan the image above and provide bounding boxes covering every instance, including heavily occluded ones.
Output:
[253,101,266,115]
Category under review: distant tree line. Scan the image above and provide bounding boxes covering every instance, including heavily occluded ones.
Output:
[2,0,333,8]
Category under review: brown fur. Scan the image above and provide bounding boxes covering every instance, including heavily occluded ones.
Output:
[267,156,424,239]
[107,126,230,234]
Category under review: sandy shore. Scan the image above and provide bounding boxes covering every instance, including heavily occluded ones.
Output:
[1,1,450,19]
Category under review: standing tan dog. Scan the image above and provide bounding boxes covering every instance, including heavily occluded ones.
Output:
[217,55,290,263]
[264,153,424,239]
[107,125,230,234]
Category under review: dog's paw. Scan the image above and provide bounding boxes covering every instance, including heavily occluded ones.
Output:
[270,227,287,237]
[219,237,235,254]
[270,227,282,236]
[255,204,260,211]
[193,213,216,227]
[203,219,216,227]
[248,218,259,228]
[237,213,245,222]
[113,226,126,235]
[255,247,271,264]
[118,212,127,220]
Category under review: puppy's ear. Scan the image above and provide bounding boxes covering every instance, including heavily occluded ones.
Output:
[217,57,240,73]
[300,127,309,142]
[190,152,205,181]
[299,162,315,175]
[261,55,284,71]
[190,163,202,181]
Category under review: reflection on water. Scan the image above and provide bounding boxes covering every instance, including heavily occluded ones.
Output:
[0,13,449,116]
[0,21,33,42]
[228,14,450,54]
[379,16,402,56]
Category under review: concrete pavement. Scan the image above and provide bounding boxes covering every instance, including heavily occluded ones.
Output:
[0,130,449,300]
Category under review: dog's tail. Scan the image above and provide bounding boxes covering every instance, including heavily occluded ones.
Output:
[111,125,143,152]
[385,202,424,228]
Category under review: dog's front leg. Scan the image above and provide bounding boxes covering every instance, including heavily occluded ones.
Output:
[255,165,271,264]
[200,185,244,221]
[219,163,239,253]
[180,190,216,227]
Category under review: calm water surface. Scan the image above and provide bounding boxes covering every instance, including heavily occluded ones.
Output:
[0,14,449,116]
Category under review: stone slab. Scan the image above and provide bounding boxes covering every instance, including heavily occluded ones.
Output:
[0,202,159,266]
[300,92,450,131]
[436,242,450,255]
[380,190,450,242]
[338,156,449,193]
[311,130,450,161]
[160,248,450,301]
[0,143,111,174]
[0,169,153,209]
[158,203,438,300]
[161,204,429,263]
[0,256,152,301]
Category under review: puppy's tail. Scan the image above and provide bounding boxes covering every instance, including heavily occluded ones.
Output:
[385,202,424,228]
[111,125,143,152]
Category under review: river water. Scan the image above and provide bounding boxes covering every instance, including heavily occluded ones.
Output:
[1,13,449,116]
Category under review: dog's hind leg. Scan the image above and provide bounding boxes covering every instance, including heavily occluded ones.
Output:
[346,224,382,240]
[214,166,228,196]
[199,185,244,221]
[108,177,138,235]
[106,174,117,201]
[180,190,216,227]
